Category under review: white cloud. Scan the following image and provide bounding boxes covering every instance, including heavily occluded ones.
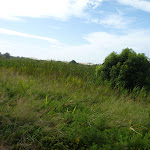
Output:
[0,0,103,20]
[0,28,61,45]
[0,28,150,64]
[81,29,150,62]
[117,0,150,12]
[47,29,150,63]
[85,30,150,51]
[90,14,129,28]
[100,14,127,28]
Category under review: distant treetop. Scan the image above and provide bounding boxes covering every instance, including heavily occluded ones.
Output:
[0,52,11,59]
[69,60,77,64]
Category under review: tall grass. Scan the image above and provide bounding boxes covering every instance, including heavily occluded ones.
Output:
[0,57,150,149]
[0,57,96,81]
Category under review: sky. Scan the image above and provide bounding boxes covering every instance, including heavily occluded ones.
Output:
[0,0,150,64]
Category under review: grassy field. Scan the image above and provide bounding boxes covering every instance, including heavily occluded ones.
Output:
[0,57,150,149]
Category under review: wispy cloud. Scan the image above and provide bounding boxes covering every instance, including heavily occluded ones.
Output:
[0,28,61,45]
[117,0,150,12]
[88,10,131,29]
[84,29,150,51]
[0,0,103,21]
[44,29,150,63]
[100,14,128,28]
[0,29,150,63]
[91,14,129,29]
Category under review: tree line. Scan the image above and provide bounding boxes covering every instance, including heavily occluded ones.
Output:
[0,52,11,58]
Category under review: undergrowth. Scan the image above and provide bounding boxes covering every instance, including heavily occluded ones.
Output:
[0,57,150,149]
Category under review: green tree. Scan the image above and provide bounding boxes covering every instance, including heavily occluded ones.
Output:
[4,52,11,59]
[96,48,150,90]
[69,60,77,64]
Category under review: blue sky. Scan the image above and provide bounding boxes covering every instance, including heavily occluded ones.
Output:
[0,0,150,64]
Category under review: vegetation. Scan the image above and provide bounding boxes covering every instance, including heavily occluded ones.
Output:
[96,48,150,90]
[0,49,150,149]
[69,60,77,64]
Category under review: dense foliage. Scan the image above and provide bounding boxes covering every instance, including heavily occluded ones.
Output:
[96,48,150,90]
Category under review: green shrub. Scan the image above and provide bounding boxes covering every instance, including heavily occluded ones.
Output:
[96,48,150,90]
[69,60,77,64]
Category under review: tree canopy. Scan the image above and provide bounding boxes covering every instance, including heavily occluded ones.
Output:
[96,48,150,90]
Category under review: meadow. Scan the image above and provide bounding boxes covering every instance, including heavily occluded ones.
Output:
[0,56,150,149]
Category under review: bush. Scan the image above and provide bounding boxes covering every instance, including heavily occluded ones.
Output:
[96,48,150,90]
[4,52,11,59]
[69,60,77,64]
